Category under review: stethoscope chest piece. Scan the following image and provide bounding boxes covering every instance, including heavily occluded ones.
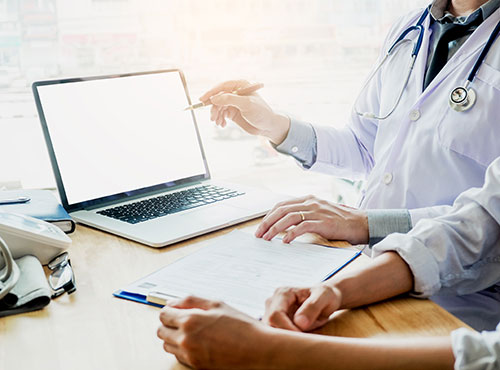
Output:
[449,86,476,112]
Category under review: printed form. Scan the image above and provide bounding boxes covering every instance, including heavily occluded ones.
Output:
[119,230,360,317]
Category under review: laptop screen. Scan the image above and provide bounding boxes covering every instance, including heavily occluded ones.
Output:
[34,70,208,210]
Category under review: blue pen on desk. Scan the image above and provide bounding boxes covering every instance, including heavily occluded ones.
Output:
[0,196,31,205]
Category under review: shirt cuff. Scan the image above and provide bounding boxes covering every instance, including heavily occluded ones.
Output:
[273,118,317,168]
[367,209,412,246]
[452,323,500,369]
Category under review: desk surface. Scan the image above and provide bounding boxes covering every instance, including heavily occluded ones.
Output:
[1,220,469,370]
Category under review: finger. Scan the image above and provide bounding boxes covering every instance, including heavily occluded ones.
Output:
[266,195,316,213]
[159,306,185,328]
[282,220,321,243]
[264,295,298,330]
[266,311,301,331]
[210,93,251,111]
[226,107,238,121]
[256,196,317,237]
[163,342,180,356]
[157,325,180,346]
[257,203,314,238]
[210,104,220,122]
[294,287,337,331]
[220,107,230,127]
[167,295,221,310]
[219,107,229,126]
[256,203,301,237]
[162,342,192,368]
[264,287,310,330]
[199,80,249,102]
[215,106,225,126]
[262,212,303,241]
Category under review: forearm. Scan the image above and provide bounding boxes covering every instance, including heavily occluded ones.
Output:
[327,252,414,310]
[263,328,453,370]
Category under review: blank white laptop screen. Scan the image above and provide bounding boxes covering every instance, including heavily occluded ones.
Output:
[36,72,207,206]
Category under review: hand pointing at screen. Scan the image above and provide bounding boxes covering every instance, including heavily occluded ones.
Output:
[199,80,291,145]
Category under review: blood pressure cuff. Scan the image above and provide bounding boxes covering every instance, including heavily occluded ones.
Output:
[0,255,51,317]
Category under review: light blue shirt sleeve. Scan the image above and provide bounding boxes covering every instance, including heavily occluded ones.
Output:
[273,118,317,169]
[367,209,412,246]
[452,323,500,370]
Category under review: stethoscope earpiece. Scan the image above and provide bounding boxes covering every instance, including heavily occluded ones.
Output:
[449,86,476,112]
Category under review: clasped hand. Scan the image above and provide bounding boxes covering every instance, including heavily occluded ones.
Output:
[157,284,343,369]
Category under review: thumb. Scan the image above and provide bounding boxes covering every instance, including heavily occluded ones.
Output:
[293,287,337,330]
[210,93,250,111]
[167,295,220,310]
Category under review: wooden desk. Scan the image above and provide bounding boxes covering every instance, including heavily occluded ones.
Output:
[1,220,469,370]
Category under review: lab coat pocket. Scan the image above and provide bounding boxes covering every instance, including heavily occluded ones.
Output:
[476,62,500,90]
[438,64,500,168]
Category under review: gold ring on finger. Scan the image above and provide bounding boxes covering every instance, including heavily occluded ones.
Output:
[299,211,305,222]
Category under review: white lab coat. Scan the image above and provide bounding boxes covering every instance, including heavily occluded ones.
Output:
[371,155,500,361]
[310,7,500,227]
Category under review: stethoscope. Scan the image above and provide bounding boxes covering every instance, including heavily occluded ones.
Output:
[355,7,500,119]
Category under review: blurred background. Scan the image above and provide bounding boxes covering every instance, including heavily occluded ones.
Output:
[0,0,427,204]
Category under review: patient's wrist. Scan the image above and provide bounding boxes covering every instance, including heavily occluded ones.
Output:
[325,275,358,311]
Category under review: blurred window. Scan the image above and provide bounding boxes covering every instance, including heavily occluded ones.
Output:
[0,0,427,202]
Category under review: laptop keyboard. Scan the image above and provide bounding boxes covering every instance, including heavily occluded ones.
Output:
[97,185,245,224]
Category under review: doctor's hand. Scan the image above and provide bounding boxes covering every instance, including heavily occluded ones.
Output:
[157,296,270,369]
[199,80,291,145]
[255,195,369,245]
[263,284,342,332]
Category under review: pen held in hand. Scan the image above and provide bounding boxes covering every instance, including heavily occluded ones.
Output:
[184,82,264,111]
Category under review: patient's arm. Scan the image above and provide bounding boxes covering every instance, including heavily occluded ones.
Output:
[157,295,454,370]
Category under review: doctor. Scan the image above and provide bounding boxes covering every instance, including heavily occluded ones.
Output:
[199,0,500,330]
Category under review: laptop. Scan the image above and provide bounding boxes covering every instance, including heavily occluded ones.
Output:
[32,69,286,247]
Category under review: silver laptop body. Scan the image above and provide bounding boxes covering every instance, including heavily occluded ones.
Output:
[33,69,286,247]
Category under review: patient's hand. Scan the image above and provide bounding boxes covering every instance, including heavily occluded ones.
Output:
[263,284,342,332]
[255,195,369,245]
[157,296,271,369]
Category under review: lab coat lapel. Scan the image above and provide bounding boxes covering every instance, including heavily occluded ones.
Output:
[421,7,500,97]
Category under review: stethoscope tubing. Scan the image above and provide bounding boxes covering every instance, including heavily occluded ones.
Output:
[355,5,500,119]
[388,8,429,57]
[467,18,500,82]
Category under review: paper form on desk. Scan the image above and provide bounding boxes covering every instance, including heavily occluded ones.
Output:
[115,230,360,318]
